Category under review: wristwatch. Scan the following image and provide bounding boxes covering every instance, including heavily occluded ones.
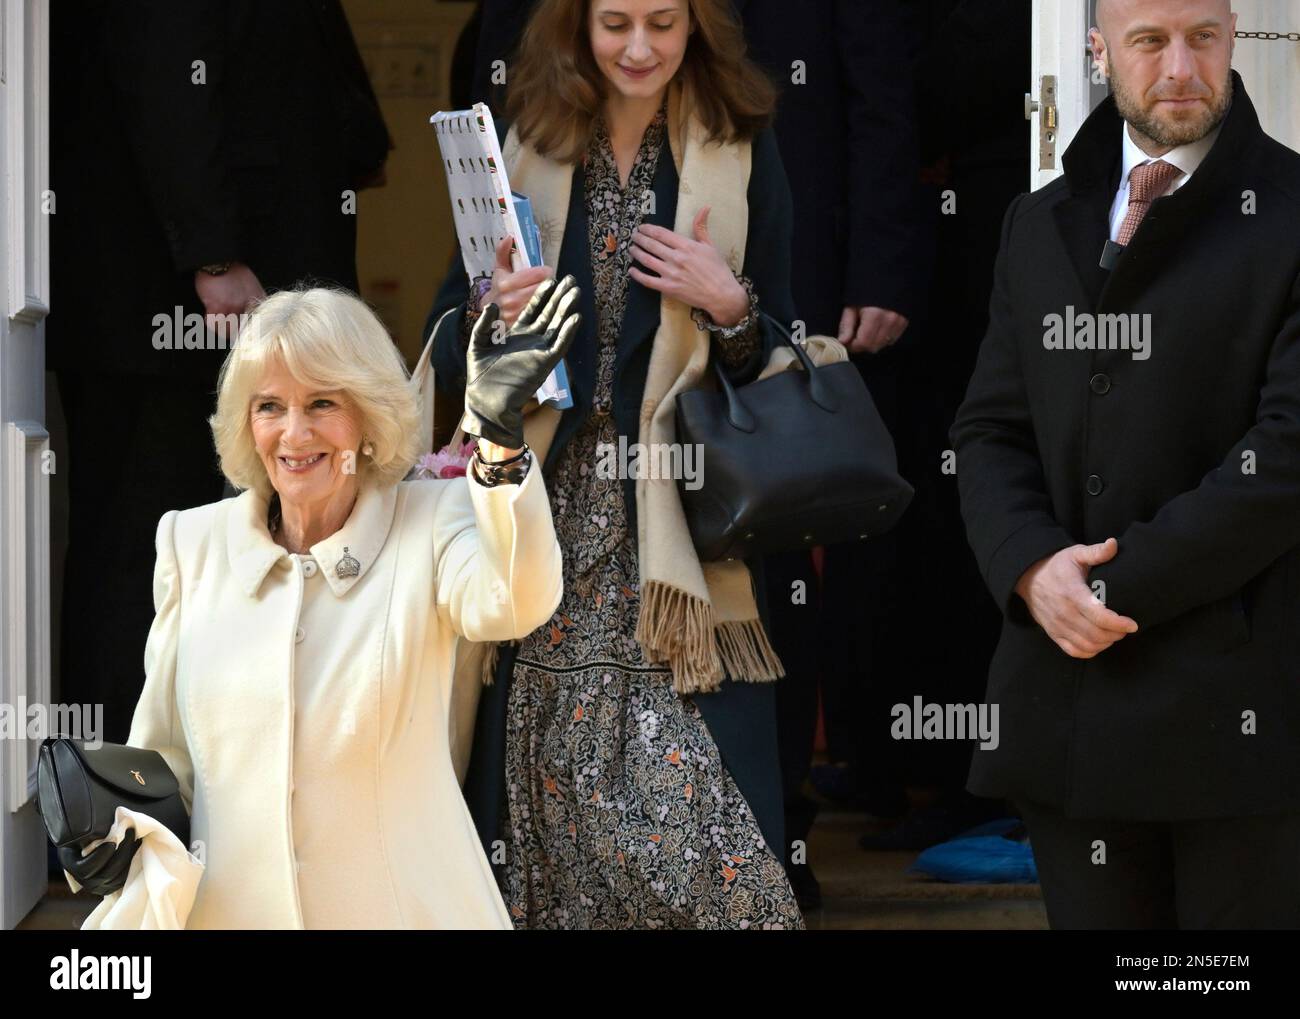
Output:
[199,261,233,276]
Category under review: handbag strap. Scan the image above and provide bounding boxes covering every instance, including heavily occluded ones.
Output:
[758,312,836,411]
[414,308,468,456]
[706,312,837,431]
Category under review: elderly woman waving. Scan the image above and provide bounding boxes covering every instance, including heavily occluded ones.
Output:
[61,280,580,928]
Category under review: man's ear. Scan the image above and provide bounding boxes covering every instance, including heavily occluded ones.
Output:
[1088,28,1109,78]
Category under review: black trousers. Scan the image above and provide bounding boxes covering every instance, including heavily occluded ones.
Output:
[1017,799,1300,929]
[766,547,824,863]
[56,370,227,744]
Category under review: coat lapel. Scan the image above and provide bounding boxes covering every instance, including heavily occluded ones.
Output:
[539,162,598,473]
[556,160,597,378]
[614,136,678,380]
[1054,92,1123,309]
[1052,187,1115,310]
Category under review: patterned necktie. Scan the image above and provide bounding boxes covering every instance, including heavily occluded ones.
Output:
[1116,159,1182,246]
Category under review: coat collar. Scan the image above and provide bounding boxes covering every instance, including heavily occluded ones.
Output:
[226,481,398,598]
[1054,70,1259,307]
[1061,69,1256,203]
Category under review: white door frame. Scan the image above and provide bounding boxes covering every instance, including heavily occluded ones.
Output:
[1029,0,1092,191]
[0,0,51,930]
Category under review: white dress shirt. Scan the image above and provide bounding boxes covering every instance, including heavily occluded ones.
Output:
[1108,121,1222,241]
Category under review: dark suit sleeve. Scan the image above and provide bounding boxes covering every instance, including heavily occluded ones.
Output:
[949,194,1076,619]
[1089,270,1300,627]
[835,0,932,319]
[101,1,241,273]
[725,125,798,385]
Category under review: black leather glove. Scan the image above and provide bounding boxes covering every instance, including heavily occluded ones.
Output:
[461,275,581,448]
[59,829,141,897]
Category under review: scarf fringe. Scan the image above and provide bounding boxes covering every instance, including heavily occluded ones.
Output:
[636,580,721,694]
[715,618,785,682]
[637,580,783,695]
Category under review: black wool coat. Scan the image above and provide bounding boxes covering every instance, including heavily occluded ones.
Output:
[951,72,1300,820]
[422,118,799,857]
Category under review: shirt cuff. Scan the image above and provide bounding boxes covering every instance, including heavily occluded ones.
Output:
[692,274,761,371]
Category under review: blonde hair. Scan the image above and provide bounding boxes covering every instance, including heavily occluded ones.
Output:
[210,287,421,496]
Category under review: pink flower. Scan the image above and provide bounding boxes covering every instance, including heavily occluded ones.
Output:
[412,439,476,480]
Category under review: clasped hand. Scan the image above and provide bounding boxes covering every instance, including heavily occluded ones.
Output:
[1015,538,1139,659]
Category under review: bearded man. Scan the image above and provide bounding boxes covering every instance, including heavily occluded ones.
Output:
[951,0,1300,928]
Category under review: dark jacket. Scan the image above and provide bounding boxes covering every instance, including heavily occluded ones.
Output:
[49,0,390,378]
[735,0,931,329]
[951,72,1300,820]
[422,117,797,857]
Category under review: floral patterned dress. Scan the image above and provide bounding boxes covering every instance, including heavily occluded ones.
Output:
[499,103,804,929]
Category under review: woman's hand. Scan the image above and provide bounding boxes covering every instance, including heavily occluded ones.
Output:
[629,208,750,326]
[59,830,141,897]
[485,234,554,328]
[461,276,582,449]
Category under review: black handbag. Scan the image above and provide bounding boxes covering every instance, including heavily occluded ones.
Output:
[674,315,914,561]
[37,737,190,857]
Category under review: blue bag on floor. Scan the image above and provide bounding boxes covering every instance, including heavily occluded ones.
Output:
[908,818,1038,883]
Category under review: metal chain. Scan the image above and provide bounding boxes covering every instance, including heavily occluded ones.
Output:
[1234,30,1300,41]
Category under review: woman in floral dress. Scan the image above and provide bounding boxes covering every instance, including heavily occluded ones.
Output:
[430,0,803,929]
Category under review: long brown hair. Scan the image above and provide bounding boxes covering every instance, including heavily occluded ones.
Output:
[504,0,777,164]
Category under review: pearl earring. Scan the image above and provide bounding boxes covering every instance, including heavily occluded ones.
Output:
[362,441,374,457]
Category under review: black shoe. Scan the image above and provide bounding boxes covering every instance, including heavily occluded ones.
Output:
[809,764,908,819]
[858,805,976,851]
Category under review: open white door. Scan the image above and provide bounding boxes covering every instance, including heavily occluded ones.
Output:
[0,0,51,930]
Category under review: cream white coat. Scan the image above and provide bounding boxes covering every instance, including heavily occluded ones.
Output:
[115,460,561,929]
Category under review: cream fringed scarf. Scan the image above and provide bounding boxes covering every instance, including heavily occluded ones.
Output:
[478,82,848,695]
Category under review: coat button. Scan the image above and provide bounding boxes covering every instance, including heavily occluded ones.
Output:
[1089,373,1111,395]
[295,626,306,643]
[1086,474,1105,496]
[302,559,318,578]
